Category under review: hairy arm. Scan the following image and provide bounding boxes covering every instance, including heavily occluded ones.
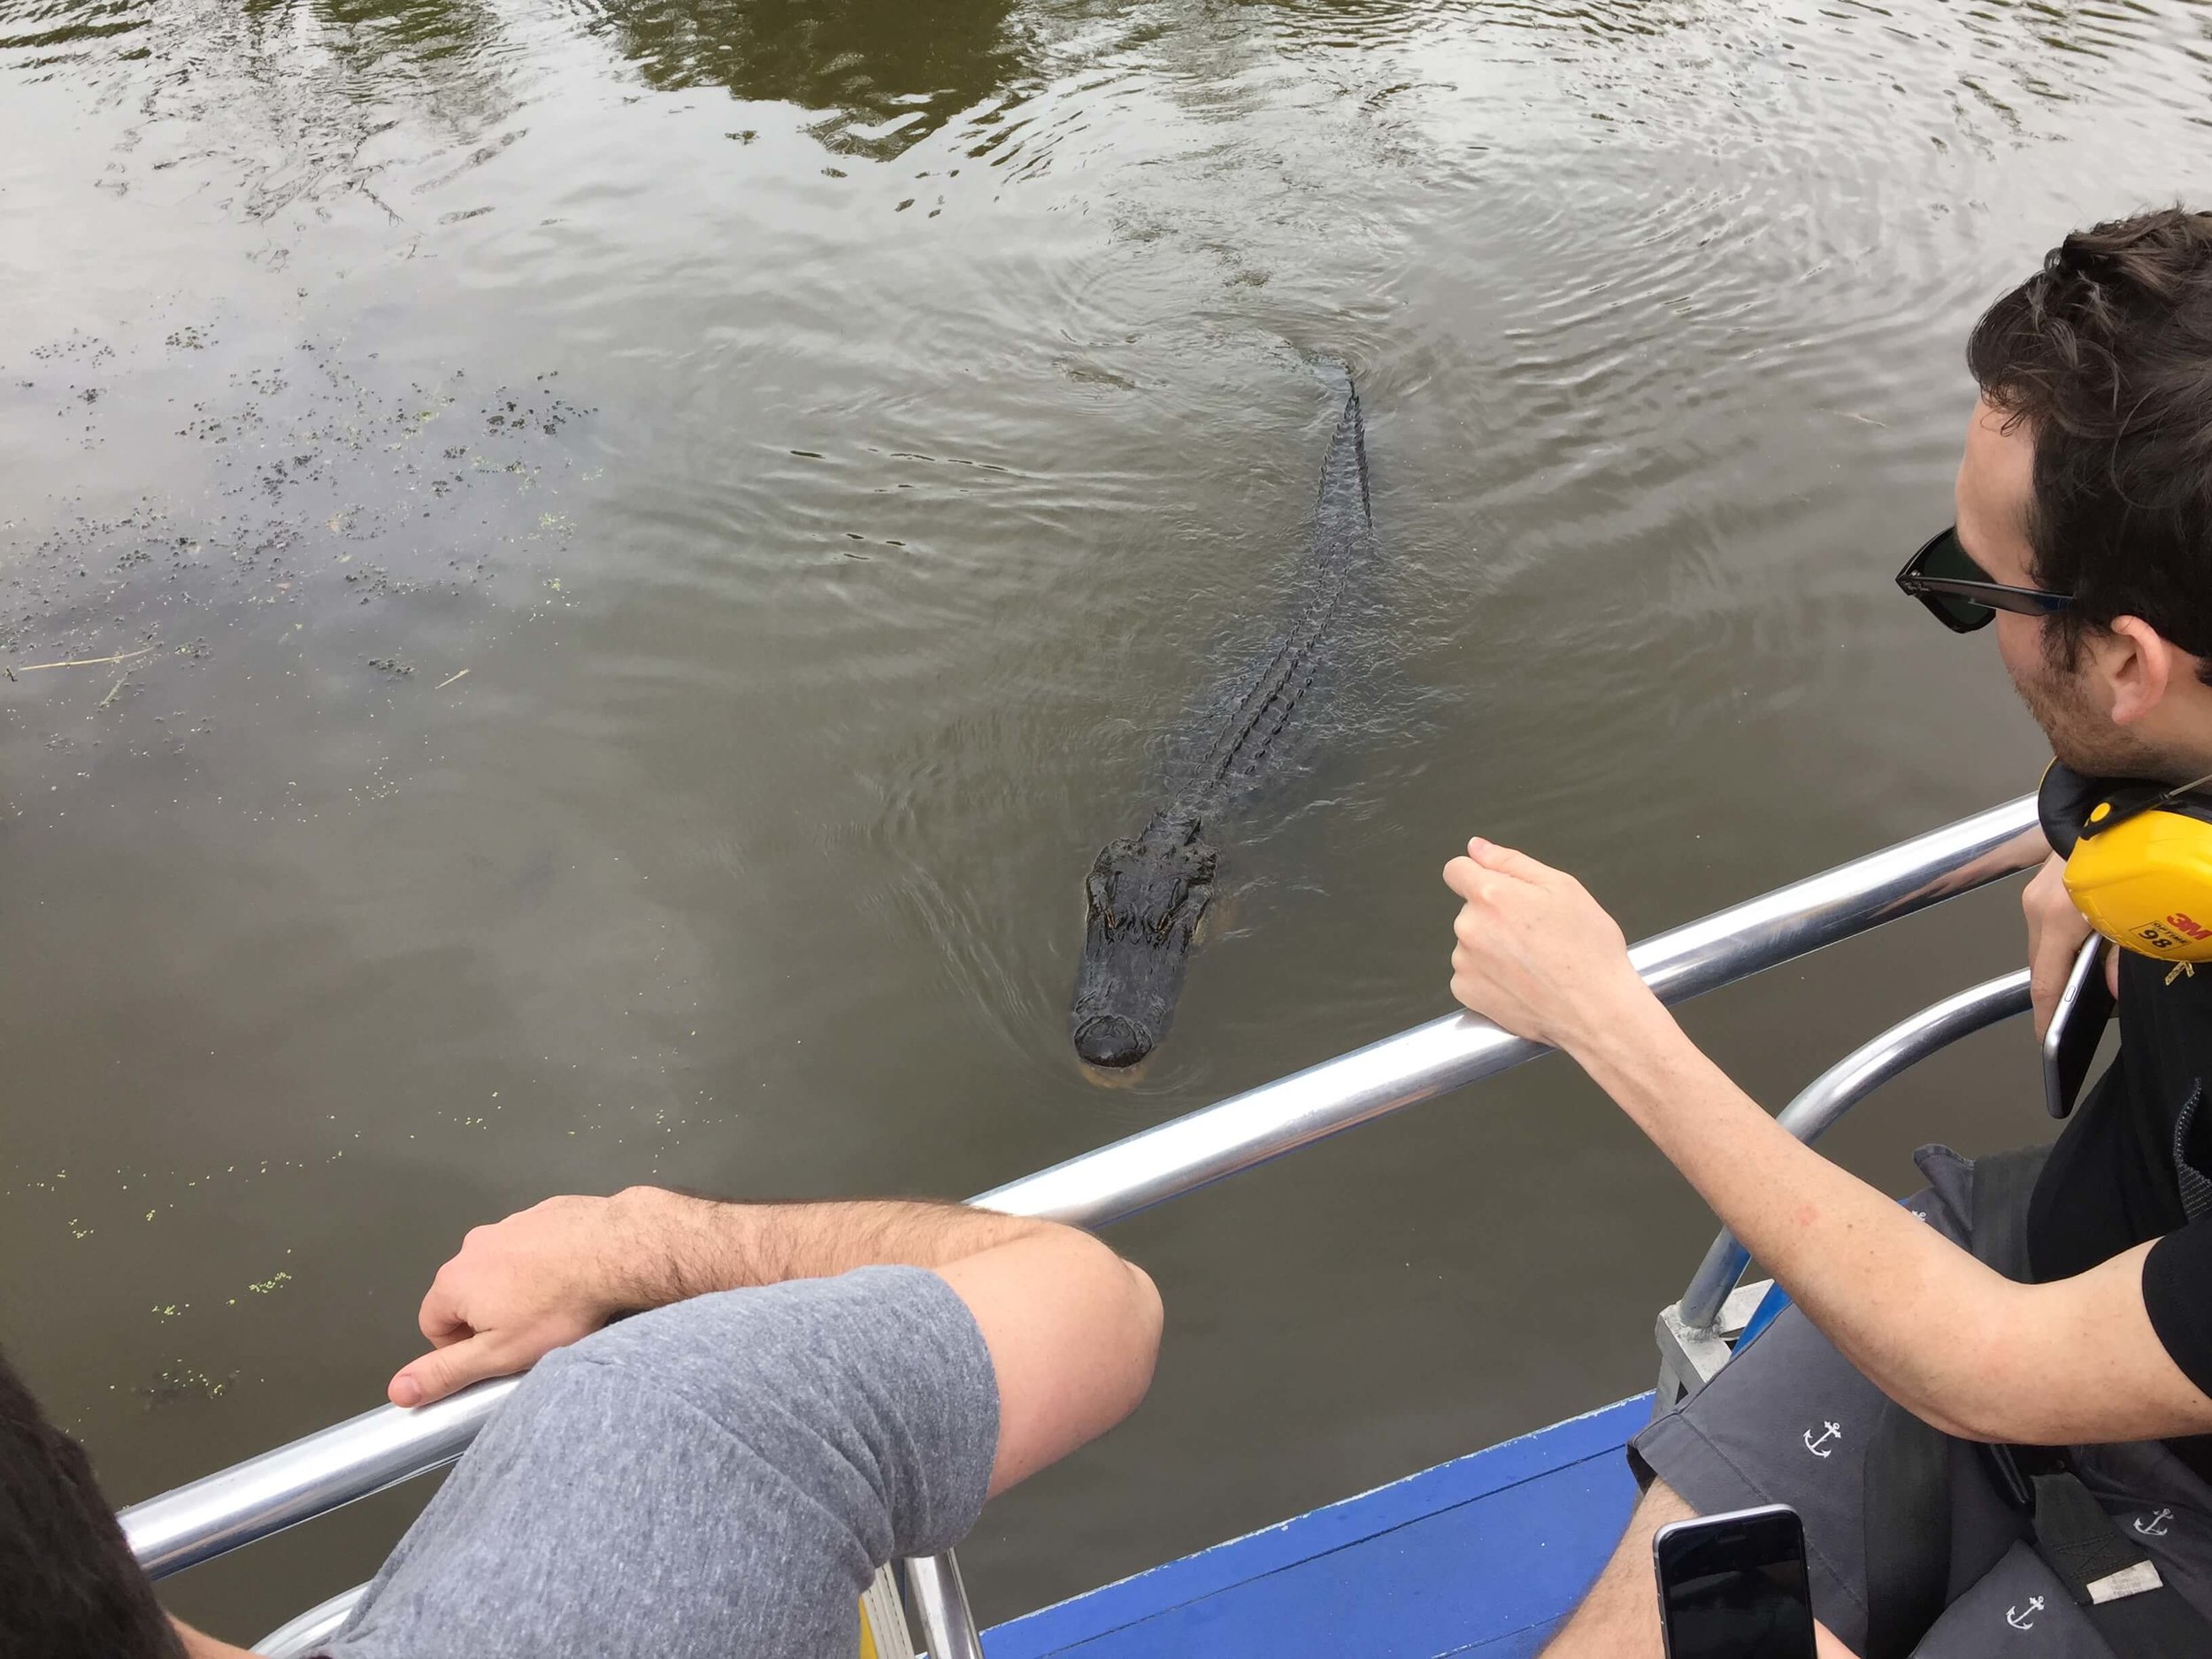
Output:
[168,1618,252,1659]
[1445,840,2212,1447]
[391,1187,1162,1495]
[1573,993,2201,1442]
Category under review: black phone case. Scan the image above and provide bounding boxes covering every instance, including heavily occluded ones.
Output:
[2044,935,2117,1120]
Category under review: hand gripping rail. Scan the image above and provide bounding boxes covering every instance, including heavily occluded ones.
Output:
[121,795,2047,1599]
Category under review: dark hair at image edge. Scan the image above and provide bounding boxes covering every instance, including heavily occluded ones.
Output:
[1967,205,2212,684]
[0,1345,186,1659]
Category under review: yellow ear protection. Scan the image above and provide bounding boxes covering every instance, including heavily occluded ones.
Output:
[2039,759,2212,962]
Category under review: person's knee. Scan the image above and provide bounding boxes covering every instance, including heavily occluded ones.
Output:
[1539,1479,1693,1658]
[1630,1477,1697,1537]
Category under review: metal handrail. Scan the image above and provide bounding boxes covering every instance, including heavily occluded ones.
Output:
[906,1553,986,1659]
[256,1587,362,1658]
[123,792,2045,1586]
[1676,968,2034,1331]
[981,796,2042,1228]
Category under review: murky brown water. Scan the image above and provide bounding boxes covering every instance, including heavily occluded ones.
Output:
[6,0,2212,1638]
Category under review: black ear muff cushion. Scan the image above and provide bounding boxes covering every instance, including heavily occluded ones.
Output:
[2039,759,2100,857]
[2039,759,2173,854]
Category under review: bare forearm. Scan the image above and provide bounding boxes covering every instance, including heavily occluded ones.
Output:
[170,1617,252,1659]
[1566,991,2023,1436]
[1440,837,2212,1446]
[1440,840,2015,1432]
[611,1187,1055,1307]
[390,1187,1100,1407]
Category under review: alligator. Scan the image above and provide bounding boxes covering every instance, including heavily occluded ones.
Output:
[1070,377,1378,1069]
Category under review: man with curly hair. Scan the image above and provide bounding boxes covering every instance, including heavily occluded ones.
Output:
[1448,207,2212,1657]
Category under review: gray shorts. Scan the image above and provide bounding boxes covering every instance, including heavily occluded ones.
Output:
[1632,1156,2212,1657]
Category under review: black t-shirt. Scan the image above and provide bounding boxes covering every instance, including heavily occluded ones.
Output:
[2027,950,2212,1476]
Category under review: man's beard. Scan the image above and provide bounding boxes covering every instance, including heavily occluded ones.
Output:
[2009,641,2193,784]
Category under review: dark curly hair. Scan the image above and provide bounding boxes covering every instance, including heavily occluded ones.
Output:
[0,1346,185,1659]
[1968,207,2212,681]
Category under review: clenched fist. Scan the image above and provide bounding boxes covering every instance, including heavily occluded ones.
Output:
[1442,838,1655,1053]
[388,1189,682,1408]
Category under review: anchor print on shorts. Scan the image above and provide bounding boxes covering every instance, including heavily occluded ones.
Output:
[2006,1594,2045,1630]
[2134,1507,2174,1538]
[1802,1421,1841,1458]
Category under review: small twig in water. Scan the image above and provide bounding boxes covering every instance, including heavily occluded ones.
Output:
[17,645,155,672]
[97,679,125,710]
[434,668,470,690]
[357,182,404,227]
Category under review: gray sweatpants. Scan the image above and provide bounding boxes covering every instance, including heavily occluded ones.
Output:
[1632,1152,2212,1657]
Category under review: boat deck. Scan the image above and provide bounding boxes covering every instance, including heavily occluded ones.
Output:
[988,1394,1648,1658]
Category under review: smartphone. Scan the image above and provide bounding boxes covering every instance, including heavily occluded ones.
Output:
[2042,933,2116,1120]
[1653,1504,1816,1659]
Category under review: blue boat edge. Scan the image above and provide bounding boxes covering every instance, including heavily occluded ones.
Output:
[984,1393,1652,1657]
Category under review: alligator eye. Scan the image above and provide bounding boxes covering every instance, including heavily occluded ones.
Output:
[1155,884,1209,942]
[1086,874,1114,931]
[1151,891,1186,941]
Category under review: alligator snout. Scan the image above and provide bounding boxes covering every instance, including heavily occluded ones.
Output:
[1072,1013,1154,1070]
[1069,811,1217,1071]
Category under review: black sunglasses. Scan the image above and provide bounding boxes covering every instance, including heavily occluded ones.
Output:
[1895,526,2073,634]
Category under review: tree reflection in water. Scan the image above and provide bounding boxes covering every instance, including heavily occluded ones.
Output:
[572,0,1029,158]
